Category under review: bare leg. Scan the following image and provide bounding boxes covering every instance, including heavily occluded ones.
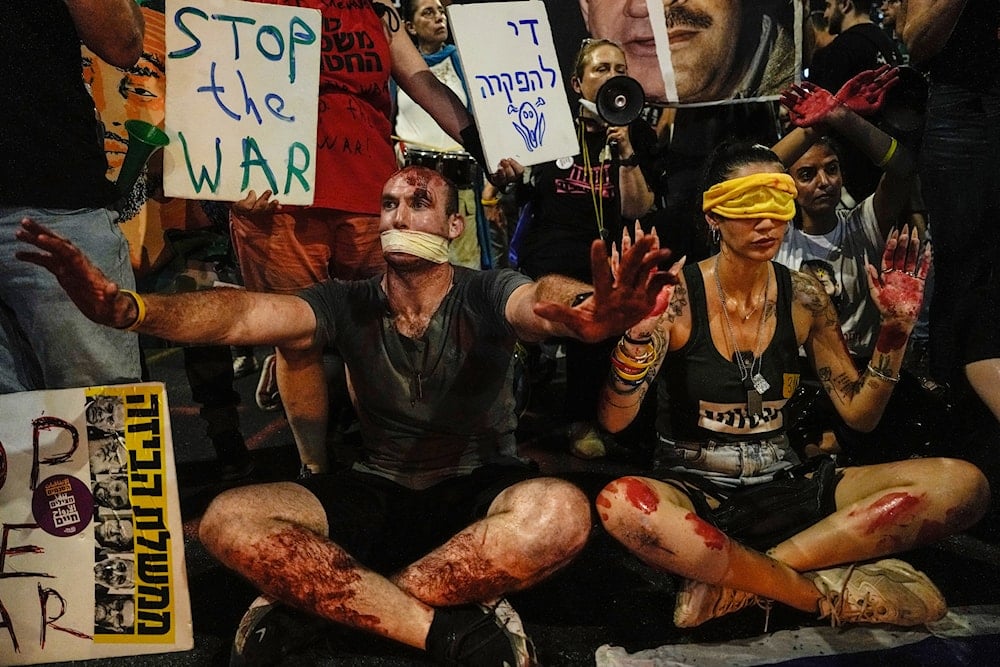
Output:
[199,482,431,649]
[200,478,591,651]
[392,478,592,606]
[276,346,330,474]
[598,477,822,611]
[600,459,989,612]
[966,358,1000,423]
[771,457,990,570]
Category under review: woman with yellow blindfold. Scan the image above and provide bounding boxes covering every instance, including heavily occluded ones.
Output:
[590,142,989,632]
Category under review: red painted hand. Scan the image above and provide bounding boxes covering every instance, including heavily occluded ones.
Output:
[533,233,678,342]
[834,65,900,117]
[610,222,685,335]
[781,82,841,128]
[865,225,931,325]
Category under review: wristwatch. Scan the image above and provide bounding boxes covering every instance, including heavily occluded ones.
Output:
[618,153,640,167]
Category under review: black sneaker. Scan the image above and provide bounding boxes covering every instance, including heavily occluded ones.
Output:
[433,599,538,667]
[230,596,329,666]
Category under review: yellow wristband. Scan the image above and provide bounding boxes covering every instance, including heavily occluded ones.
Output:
[119,289,146,332]
[480,198,500,206]
[877,138,898,168]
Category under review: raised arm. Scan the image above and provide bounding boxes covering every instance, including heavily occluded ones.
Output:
[900,0,968,65]
[15,219,318,351]
[67,0,144,68]
[801,227,931,431]
[780,73,915,236]
[597,224,684,432]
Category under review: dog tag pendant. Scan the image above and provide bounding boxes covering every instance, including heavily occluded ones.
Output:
[751,373,770,395]
[742,375,762,416]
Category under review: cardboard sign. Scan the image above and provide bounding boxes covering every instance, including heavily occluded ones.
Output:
[163,0,321,204]
[0,384,192,665]
[449,1,578,169]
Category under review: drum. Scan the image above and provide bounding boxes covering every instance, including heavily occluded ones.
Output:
[403,148,479,189]
[439,152,478,189]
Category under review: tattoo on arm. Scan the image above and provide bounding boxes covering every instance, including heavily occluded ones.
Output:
[665,284,688,323]
[792,271,839,328]
[817,366,862,402]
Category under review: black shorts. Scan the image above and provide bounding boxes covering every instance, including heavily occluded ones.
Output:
[653,455,842,552]
[296,462,538,573]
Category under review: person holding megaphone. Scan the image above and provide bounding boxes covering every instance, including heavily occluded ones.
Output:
[508,37,657,460]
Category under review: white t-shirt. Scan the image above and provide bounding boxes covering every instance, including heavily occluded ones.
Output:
[394,47,466,155]
[775,196,883,357]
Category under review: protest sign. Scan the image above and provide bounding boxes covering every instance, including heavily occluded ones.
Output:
[449,1,578,169]
[0,384,191,665]
[163,0,321,204]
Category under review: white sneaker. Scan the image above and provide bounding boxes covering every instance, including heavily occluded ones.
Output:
[808,558,947,627]
[673,578,769,628]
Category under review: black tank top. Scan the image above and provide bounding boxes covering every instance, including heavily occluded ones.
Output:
[655,261,802,442]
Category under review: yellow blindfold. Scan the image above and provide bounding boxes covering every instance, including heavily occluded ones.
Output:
[702,173,798,221]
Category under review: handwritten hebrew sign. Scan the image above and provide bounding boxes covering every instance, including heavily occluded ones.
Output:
[0,384,191,665]
[163,0,321,204]
[449,2,577,169]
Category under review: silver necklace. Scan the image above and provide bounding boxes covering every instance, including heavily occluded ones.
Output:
[714,255,771,417]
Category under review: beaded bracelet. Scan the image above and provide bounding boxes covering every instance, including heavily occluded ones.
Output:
[866,363,900,384]
[118,290,147,332]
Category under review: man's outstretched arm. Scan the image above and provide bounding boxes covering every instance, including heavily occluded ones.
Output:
[15,218,317,351]
[505,235,677,343]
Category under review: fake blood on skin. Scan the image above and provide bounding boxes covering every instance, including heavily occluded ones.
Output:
[875,322,908,354]
[596,491,612,522]
[256,528,384,632]
[621,477,658,515]
[685,512,726,550]
[850,492,923,535]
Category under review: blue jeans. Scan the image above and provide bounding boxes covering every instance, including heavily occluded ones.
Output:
[0,206,141,392]
[918,80,1000,384]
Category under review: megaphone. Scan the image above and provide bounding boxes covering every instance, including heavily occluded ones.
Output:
[115,119,169,196]
[595,75,646,126]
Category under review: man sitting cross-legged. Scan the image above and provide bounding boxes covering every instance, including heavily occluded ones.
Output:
[15,164,678,666]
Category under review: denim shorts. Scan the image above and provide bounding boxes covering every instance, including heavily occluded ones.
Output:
[654,434,800,487]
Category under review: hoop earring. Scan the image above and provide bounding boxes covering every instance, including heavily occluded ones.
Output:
[710,226,721,246]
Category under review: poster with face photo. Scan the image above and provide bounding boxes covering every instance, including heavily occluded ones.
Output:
[0,383,191,665]
[461,0,804,107]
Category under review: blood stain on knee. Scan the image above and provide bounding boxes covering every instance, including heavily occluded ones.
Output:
[684,512,726,550]
[620,477,658,514]
[851,492,923,535]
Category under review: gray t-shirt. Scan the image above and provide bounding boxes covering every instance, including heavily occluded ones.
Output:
[299,267,533,489]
